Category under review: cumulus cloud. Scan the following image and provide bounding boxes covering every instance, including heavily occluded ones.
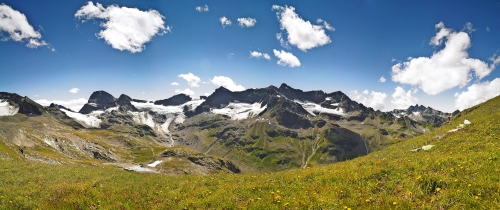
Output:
[250,51,270,60]
[69,88,80,94]
[391,86,419,109]
[379,76,386,83]
[75,1,170,53]
[391,22,500,95]
[219,16,231,28]
[36,98,88,112]
[227,53,234,59]
[349,90,387,111]
[454,78,500,110]
[178,72,201,87]
[175,88,195,96]
[195,4,209,12]
[237,17,256,28]
[211,76,245,91]
[272,5,332,51]
[0,4,51,49]
[170,82,179,86]
[273,49,301,67]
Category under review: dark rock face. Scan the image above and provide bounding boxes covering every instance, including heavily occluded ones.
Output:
[117,94,138,112]
[154,94,191,106]
[79,91,117,114]
[0,92,44,116]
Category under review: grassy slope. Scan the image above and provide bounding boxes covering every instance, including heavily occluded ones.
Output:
[1,96,500,209]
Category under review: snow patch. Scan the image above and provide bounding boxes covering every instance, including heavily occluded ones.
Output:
[60,109,102,127]
[330,103,339,106]
[325,97,332,101]
[148,160,163,167]
[294,100,345,116]
[464,119,471,125]
[212,102,267,120]
[0,100,19,116]
[124,165,155,172]
[412,111,421,116]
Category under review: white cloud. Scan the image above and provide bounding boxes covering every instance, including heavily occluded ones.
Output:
[69,88,80,94]
[75,1,170,53]
[379,76,386,83]
[316,18,334,31]
[195,4,209,12]
[454,78,500,111]
[175,88,195,96]
[219,16,231,28]
[273,49,301,67]
[210,76,245,91]
[349,90,387,111]
[391,22,500,95]
[250,51,270,60]
[486,27,490,32]
[227,53,234,59]
[276,33,290,49]
[36,98,88,112]
[272,5,332,51]
[391,86,418,109]
[178,72,201,87]
[462,22,475,34]
[0,4,50,49]
[237,17,256,28]
[170,82,179,86]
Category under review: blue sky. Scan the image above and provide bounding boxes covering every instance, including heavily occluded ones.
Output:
[1,0,500,112]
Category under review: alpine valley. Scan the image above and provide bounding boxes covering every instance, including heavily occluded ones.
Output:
[0,84,452,174]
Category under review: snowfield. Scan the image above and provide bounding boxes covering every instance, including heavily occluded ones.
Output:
[212,102,267,120]
[0,100,19,116]
[294,100,345,116]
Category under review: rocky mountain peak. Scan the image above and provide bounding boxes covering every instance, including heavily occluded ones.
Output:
[154,94,192,106]
[0,92,44,116]
[88,90,116,105]
[79,90,117,114]
[117,94,138,112]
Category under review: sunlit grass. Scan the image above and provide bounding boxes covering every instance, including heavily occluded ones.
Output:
[1,96,500,209]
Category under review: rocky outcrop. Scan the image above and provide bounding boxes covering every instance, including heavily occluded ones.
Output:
[159,148,240,174]
[45,104,84,129]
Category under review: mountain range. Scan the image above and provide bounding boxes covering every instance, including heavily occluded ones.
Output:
[0,84,453,173]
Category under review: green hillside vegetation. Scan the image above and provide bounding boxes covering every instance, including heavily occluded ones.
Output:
[1,95,500,209]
